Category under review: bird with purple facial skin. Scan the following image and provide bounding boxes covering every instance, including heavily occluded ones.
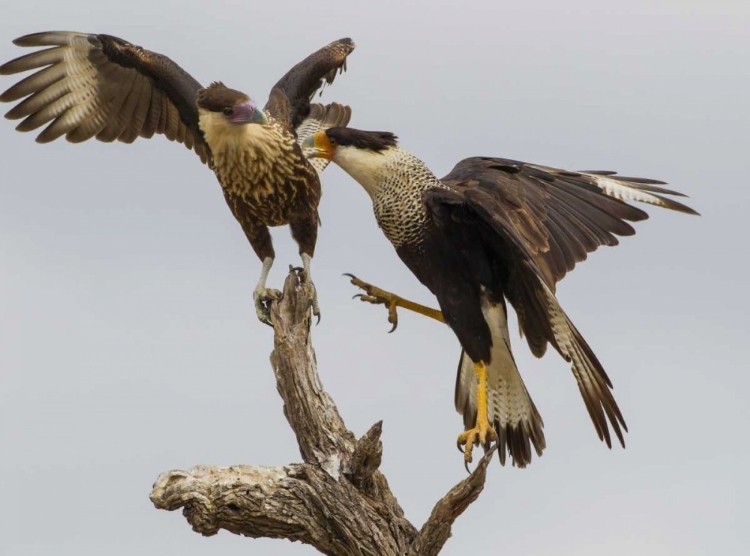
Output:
[0,32,355,324]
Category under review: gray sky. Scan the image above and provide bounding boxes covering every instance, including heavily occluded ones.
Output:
[1,1,747,554]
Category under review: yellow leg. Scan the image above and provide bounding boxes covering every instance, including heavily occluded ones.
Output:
[344,273,444,332]
[457,361,498,467]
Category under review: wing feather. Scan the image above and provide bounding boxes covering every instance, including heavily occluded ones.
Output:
[441,157,697,290]
[120,74,151,143]
[264,38,355,131]
[296,102,352,174]
[1,31,210,164]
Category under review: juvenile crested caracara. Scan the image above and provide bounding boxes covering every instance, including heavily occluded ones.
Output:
[0,32,356,324]
[304,127,698,468]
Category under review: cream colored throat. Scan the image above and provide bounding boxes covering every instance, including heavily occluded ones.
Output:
[198,110,282,155]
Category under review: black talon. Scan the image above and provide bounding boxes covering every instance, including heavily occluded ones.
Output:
[353,293,363,300]
[316,313,321,325]
[457,441,465,454]
[343,272,356,279]
[464,460,472,474]
[388,321,398,333]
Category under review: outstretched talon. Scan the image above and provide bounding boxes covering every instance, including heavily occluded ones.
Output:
[344,273,445,331]
[344,273,402,332]
[253,288,282,327]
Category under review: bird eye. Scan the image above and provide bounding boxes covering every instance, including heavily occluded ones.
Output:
[222,107,233,116]
[329,137,337,146]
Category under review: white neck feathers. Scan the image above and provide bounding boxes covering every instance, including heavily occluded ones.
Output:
[333,146,436,199]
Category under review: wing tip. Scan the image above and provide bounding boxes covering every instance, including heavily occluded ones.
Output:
[11,31,82,47]
[334,37,356,51]
[588,173,700,216]
[653,194,701,216]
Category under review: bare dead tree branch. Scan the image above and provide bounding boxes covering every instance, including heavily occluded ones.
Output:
[150,268,495,554]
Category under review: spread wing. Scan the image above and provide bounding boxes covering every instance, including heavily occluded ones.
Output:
[429,159,696,450]
[296,102,351,174]
[265,38,355,133]
[0,31,210,164]
[441,157,698,292]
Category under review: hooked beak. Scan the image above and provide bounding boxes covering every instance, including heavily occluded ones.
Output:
[302,131,334,160]
[229,100,268,125]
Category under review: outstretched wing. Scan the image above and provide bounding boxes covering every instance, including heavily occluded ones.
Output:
[441,157,698,292]
[296,102,351,174]
[0,31,210,164]
[265,38,355,133]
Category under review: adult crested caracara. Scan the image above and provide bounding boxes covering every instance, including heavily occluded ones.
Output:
[0,32,355,324]
[304,128,698,468]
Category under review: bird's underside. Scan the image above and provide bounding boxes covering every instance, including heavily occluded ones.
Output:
[0,31,356,326]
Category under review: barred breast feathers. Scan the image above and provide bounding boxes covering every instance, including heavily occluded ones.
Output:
[199,111,310,196]
[336,146,442,248]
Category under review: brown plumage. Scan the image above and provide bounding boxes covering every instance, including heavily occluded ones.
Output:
[306,128,698,468]
[0,31,355,323]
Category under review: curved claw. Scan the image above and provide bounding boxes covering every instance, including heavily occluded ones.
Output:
[345,273,402,333]
[464,460,472,474]
[254,288,282,327]
[306,298,321,325]
[256,307,273,328]
[457,440,465,454]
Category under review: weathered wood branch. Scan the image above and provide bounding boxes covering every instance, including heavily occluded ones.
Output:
[150,268,495,555]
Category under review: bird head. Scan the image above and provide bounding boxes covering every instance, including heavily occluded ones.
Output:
[303,127,399,195]
[303,128,398,196]
[197,82,268,127]
[303,127,398,160]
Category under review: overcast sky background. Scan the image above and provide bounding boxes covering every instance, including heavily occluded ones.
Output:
[0,1,747,555]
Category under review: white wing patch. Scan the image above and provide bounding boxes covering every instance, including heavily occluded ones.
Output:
[296,102,352,176]
[525,163,697,215]
[296,105,332,175]
[586,174,678,210]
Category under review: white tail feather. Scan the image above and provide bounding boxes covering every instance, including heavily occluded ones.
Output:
[455,298,545,467]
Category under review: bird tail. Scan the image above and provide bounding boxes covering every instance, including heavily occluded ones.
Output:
[533,279,628,449]
[297,102,351,174]
[454,301,545,468]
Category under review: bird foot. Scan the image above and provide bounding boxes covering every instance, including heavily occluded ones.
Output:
[293,266,321,324]
[253,288,282,327]
[344,273,401,332]
[457,416,498,472]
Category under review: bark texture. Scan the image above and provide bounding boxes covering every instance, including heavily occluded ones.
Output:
[150,268,495,555]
